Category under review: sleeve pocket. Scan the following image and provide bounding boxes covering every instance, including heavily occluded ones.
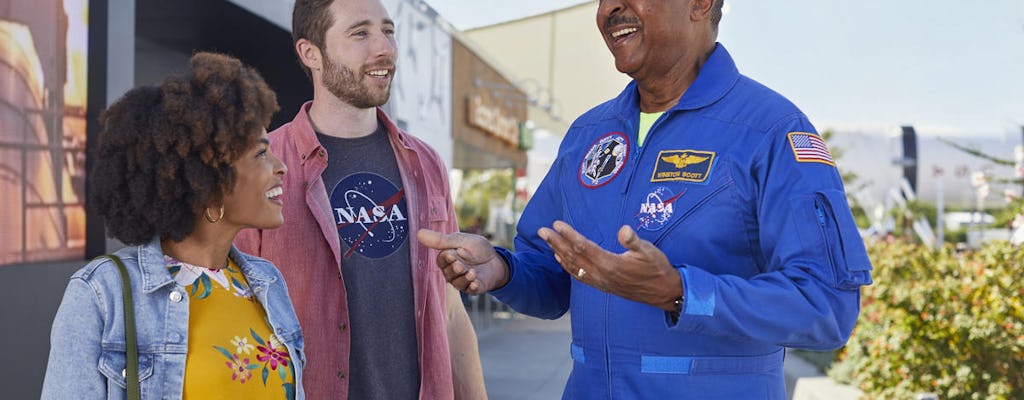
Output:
[790,190,873,290]
[98,350,154,389]
[816,190,873,289]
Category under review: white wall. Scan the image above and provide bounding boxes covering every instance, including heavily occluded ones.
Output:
[381,0,454,167]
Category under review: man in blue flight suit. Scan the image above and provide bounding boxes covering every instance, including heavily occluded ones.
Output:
[418,0,873,398]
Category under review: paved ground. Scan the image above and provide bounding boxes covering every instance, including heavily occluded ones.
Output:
[477,315,573,400]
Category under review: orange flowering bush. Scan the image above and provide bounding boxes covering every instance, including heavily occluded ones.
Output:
[829,241,1024,399]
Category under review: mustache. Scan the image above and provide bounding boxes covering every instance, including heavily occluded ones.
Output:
[604,15,640,31]
[364,62,396,71]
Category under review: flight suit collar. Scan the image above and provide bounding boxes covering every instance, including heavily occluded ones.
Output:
[614,42,740,118]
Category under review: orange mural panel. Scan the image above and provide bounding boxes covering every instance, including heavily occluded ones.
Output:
[0,0,88,266]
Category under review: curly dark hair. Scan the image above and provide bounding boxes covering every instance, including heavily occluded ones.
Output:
[89,52,279,245]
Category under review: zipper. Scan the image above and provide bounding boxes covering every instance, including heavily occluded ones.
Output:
[606,110,667,398]
[613,116,638,232]
[619,115,640,196]
[619,111,675,227]
[813,196,840,286]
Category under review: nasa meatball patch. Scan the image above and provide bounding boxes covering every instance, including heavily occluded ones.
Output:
[331,173,409,259]
[635,186,685,231]
[579,132,630,188]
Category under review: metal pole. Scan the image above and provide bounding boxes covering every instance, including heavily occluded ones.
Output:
[977,192,984,243]
[936,178,944,249]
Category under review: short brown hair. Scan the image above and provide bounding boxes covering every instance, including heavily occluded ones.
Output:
[292,0,336,79]
[90,52,279,245]
[710,0,725,31]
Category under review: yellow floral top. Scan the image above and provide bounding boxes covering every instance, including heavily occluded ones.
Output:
[167,256,295,400]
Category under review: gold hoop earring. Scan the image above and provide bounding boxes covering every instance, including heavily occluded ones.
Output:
[204,206,225,223]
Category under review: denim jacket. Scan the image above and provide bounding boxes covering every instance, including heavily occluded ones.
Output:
[41,237,305,399]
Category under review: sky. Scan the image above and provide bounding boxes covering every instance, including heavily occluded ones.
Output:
[423,0,1024,139]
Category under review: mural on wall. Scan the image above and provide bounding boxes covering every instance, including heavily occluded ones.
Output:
[382,0,453,164]
[0,0,88,266]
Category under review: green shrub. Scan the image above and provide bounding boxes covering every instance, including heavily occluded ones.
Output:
[829,241,1024,399]
[944,228,968,245]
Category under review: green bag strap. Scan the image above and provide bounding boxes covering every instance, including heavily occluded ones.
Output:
[103,254,142,400]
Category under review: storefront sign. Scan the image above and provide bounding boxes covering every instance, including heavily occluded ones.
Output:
[467,95,519,147]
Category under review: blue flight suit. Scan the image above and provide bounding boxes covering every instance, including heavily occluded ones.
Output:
[491,44,873,399]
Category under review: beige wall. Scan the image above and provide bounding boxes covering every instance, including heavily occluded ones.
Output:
[466,1,630,137]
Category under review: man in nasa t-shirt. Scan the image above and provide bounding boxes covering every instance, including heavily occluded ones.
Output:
[233,0,485,397]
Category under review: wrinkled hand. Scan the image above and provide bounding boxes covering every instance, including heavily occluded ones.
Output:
[538,221,682,311]
[417,229,509,294]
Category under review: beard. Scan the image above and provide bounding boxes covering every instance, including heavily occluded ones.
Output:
[322,56,392,108]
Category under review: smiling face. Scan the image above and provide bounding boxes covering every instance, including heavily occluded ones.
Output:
[318,0,397,108]
[597,0,714,82]
[220,130,288,230]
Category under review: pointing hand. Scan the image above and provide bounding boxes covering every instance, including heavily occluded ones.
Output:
[417,229,510,294]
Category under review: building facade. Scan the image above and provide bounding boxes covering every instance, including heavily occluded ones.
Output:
[0,0,528,396]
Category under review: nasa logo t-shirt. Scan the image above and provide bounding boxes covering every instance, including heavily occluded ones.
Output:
[331,172,408,259]
[316,125,420,399]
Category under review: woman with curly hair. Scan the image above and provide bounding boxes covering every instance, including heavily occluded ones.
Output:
[41,52,305,400]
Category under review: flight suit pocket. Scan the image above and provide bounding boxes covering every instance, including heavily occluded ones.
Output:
[98,350,155,391]
[792,190,873,290]
[650,176,735,247]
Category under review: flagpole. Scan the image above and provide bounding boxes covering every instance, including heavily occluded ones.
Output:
[936,177,944,249]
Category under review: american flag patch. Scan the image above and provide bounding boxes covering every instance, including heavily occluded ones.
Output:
[787,132,834,166]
